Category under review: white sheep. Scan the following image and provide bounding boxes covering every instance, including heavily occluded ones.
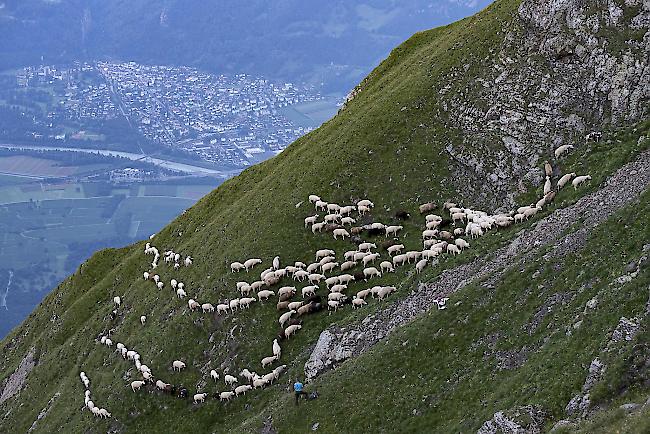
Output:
[244,258,262,271]
[287,301,303,310]
[455,238,470,250]
[308,194,321,203]
[358,242,376,252]
[315,249,335,260]
[415,258,428,273]
[333,228,350,239]
[353,251,369,262]
[330,284,348,293]
[131,380,145,392]
[194,393,208,404]
[308,273,325,284]
[201,303,215,313]
[301,285,318,298]
[327,300,340,312]
[176,288,187,299]
[341,216,356,225]
[362,253,380,266]
[377,286,397,300]
[230,262,244,273]
[272,339,281,358]
[156,281,164,290]
[363,267,381,280]
[340,260,356,271]
[554,144,574,158]
[315,200,328,211]
[229,298,240,311]
[572,175,592,189]
[278,311,296,329]
[328,292,347,302]
[327,203,341,213]
[184,256,193,267]
[241,297,257,309]
[261,355,278,368]
[140,315,146,325]
[387,244,404,256]
[172,360,186,371]
[379,261,394,273]
[257,290,275,301]
[224,374,238,386]
[558,172,576,189]
[447,244,461,255]
[143,271,150,280]
[422,229,437,239]
[352,297,367,308]
[284,324,302,338]
[392,254,407,267]
[98,408,111,419]
[235,385,252,396]
[321,262,339,273]
[113,296,121,307]
[385,225,403,237]
[544,176,552,195]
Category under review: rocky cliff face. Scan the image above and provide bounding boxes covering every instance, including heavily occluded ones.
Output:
[440,0,649,205]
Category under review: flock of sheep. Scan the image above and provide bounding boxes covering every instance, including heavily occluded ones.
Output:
[78,143,590,418]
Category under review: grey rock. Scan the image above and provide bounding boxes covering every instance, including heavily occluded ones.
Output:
[619,403,641,413]
[550,419,575,432]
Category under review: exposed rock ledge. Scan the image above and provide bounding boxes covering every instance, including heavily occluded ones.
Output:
[0,347,36,405]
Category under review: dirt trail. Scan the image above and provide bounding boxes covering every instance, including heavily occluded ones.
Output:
[305,150,650,379]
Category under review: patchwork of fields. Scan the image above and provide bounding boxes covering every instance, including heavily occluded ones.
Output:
[0,171,218,338]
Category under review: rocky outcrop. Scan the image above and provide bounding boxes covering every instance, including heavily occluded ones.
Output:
[0,348,36,405]
[305,149,650,380]
[477,405,547,434]
[441,0,649,205]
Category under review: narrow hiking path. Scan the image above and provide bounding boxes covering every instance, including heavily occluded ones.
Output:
[305,149,650,379]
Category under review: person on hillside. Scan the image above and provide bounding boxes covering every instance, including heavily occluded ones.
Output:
[293,379,308,405]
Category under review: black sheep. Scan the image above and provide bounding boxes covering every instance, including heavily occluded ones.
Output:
[395,210,411,220]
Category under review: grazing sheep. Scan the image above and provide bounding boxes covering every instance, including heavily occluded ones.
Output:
[229,298,240,311]
[327,300,340,312]
[184,256,193,267]
[311,222,326,233]
[377,286,397,300]
[284,324,302,338]
[554,144,574,158]
[362,253,380,266]
[315,200,328,211]
[328,292,347,302]
[572,175,592,189]
[201,303,215,313]
[239,297,256,308]
[358,242,376,252]
[330,284,348,293]
[353,251,368,262]
[301,285,318,298]
[321,262,339,273]
[194,393,208,404]
[392,254,407,267]
[98,408,111,419]
[172,360,186,371]
[455,238,470,250]
[131,380,146,392]
[341,216,356,225]
[244,258,263,271]
[352,297,368,308]
[415,258,428,273]
[558,172,576,189]
[304,215,319,228]
[220,391,235,401]
[272,256,280,270]
[230,262,245,272]
[523,206,540,219]
[338,274,355,284]
[422,229,437,239]
[224,374,238,386]
[216,303,230,314]
[379,261,394,273]
[308,273,325,284]
[387,244,404,256]
[340,260,356,271]
[544,191,556,204]
[257,290,275,301]
[278,286,296,297]
[385,225,403,237]
[235,385,252,396]
[363,267,382,280]
[157,281,164,290]
[272,339,281,357]
[176,288,187,299]
[324,213,340,223]
[113,296,121,307]
[139,315,146,326]
[278,310,295,327]
[287,301,303,310]
[333,228,350,239]
[319,256,336,266]
[419,202,436,214]
[316,249,335,260]
[261,355,278,368]
[544,176,552,195]
[308,194,321,203]
[143,272,150,280]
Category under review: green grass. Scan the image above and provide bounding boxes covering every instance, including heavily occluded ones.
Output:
[0,0,648,432]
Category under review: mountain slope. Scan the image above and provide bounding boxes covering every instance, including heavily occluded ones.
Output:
[1,0,649,432]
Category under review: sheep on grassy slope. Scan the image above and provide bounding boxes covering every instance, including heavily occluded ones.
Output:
[554,144,574,158]
[261,355,278,368]
[572,175,592,189]
[387,244,404,256]
[279,310,295,327]
[172,360,186,371]
[284,324,302,338]
[385,225,403,237]
[194,393,208,404]
[131,381,145,392]
[333,228,350,239]
[224,374,238,386]
[558,172,575,189]
[544,176,552,195]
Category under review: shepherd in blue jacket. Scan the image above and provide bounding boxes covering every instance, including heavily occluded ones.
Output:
[294,380,308,404]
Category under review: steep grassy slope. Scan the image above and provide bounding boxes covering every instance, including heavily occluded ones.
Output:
[0,0,648,432]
